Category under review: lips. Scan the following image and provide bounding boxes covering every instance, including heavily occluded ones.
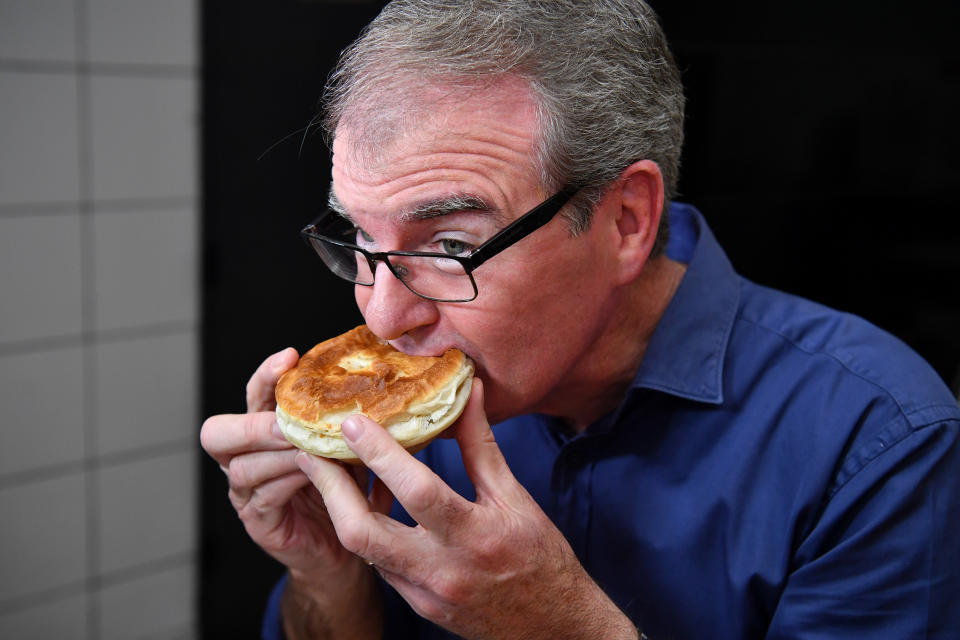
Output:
[389,333,453,357]
[388,337,480,375]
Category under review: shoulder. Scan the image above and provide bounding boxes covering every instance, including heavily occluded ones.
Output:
[724,279,959,495]
[734,278,957,423]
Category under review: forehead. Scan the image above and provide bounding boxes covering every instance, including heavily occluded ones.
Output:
[330,77,546,220]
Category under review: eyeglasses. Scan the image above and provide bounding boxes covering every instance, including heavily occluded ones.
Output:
[300,187,578,302]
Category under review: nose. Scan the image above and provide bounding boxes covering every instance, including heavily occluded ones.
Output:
[357,261,439,341]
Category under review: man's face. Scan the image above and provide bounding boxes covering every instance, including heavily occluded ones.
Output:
[330,79,621,423]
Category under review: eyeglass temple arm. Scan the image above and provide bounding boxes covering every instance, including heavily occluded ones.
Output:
[466,188,578,268]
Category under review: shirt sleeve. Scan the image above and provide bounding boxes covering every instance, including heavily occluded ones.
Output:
[766,417,960,638]
[261,574,287,640]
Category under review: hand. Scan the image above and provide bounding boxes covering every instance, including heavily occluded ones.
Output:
[200,348,385,639]
[295,379,638,640]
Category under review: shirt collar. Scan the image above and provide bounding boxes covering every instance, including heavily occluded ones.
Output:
[629,203,740,404]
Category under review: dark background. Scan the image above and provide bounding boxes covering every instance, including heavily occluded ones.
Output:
[200,0,960,635]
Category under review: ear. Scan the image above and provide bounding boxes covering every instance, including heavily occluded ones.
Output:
[608,159,665,284]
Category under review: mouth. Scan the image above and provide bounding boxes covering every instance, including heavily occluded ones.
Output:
[388,336,478,369]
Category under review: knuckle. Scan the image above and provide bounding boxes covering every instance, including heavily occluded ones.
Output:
[431,569,468,605]
[336,517,370,555]
[239,488,273,522]
[471,530,505,567]
[227,456,252,489]
[397,473,439,514]
[227,488,246,513]
[415,597,446,623]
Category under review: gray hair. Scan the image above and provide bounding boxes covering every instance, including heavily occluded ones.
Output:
[322,0,685,255]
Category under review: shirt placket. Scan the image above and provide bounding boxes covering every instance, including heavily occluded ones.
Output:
[551,439,595,565]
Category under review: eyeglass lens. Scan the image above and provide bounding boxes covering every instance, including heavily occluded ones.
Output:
[307,237,372,285]
[307,237,476,301]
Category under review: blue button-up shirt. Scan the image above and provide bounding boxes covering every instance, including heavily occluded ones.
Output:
[263,203,960,639]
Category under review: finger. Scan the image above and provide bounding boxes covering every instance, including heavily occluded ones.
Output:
[349,466,397,515]
[226,448,301,501]
[448,378,512,498]
[246,347,299,412]
[201,411,292,467]
[339,414,471,535]
[296,452,409,565]
[376,569,448,629]
[230,469,312,531]
[347,464,391,513]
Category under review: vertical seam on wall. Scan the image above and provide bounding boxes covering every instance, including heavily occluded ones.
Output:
[74,0,99,638]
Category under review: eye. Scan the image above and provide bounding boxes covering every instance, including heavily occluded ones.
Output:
[439,238,473,256]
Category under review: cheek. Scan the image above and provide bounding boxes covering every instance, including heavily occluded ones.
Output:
[458,260,603,411]
[475,243,607,335]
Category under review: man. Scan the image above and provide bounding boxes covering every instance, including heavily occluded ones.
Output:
[200,1,960,638]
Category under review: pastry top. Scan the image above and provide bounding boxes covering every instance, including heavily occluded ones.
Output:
[275,325,472,432]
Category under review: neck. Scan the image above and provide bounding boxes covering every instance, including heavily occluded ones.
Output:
[540,255,687,432]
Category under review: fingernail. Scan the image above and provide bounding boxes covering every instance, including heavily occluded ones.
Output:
[295,451,313,473]
[341,416,364,442]
[271,421,284,439]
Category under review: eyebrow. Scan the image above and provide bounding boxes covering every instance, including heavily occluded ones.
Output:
[399,194,498,223]
[327,187,505,226]
[327,189,349,219]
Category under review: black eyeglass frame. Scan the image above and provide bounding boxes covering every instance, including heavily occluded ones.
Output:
[300,186,579,302]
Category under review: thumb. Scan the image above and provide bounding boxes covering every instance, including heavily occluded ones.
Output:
[247,347,300,412]
[451,378,512,498]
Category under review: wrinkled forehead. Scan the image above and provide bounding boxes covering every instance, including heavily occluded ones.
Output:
[331,74,545,182]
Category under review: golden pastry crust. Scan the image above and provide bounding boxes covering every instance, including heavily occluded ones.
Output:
[275,325,474,461]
